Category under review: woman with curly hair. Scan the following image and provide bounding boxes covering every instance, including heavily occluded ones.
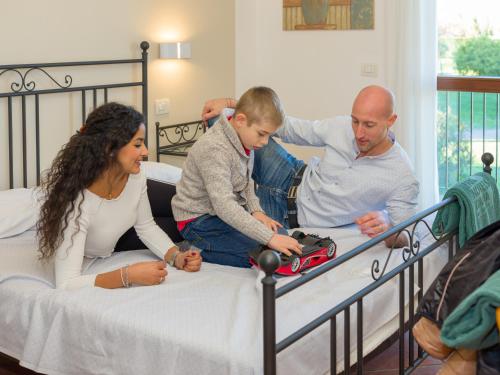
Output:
[37,102,202,290]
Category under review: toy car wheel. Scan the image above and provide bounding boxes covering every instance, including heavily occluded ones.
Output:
[327,243,336,258]
[290,256,301,273]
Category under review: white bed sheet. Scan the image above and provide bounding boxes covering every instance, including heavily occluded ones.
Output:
[0,225,448,375]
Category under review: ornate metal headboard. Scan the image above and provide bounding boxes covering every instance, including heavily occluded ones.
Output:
[156,120,206,160]
[0,41,150,189]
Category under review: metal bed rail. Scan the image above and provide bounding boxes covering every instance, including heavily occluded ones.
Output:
[259,153,495,375]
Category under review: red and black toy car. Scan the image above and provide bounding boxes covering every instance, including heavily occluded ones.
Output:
[249,231,337,276]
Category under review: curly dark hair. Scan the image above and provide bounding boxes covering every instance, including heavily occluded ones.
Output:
[37,102,144,259]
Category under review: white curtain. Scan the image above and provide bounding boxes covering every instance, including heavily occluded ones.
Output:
[385,0,439,210]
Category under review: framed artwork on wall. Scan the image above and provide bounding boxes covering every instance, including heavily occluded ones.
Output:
[283,0,374,31]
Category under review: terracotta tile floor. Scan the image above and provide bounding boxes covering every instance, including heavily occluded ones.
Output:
[362,336,442,375]
[1,339,443,375]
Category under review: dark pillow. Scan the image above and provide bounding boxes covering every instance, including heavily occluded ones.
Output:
[114,178,183,251]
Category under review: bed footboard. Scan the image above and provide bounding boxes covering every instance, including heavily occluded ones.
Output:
[259,152,495,375]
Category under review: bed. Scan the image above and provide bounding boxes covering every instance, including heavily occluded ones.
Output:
[0,215,450,375]
[0,46,494,375]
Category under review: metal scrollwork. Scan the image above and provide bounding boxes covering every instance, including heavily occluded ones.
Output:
[158,121,205,145]
[0,67,73,93]
[371,218,444,281]
[371,228,411,281]
[0,69,24,92]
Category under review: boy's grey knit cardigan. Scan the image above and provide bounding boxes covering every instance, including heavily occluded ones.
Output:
[171,116,274,245]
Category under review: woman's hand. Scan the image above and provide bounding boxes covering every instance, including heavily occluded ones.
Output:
[175,250,202,272]
[252,211,282,233]
[128,260,167,286]
[165,246,202,272]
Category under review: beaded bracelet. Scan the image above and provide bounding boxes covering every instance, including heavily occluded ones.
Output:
[124,264,130,288]
[120,267,126,287]
[120,265,130,288]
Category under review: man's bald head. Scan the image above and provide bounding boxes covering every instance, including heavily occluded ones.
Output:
[352,85,395,119]
[350,85,398,157]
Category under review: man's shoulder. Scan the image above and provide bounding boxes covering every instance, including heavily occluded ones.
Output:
[387,143,418,181]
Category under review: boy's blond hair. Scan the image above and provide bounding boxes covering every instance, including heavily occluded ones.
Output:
[235,86,284,127]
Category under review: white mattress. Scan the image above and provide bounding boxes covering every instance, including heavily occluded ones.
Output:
[0,225,448,375]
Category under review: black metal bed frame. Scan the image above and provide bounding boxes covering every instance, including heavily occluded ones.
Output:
[257,153,495,375]
[0,41,150,189]
[155,119,206,160]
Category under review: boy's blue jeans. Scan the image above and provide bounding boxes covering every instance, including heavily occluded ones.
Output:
[180,214,287,268]
[253,137,305,229]
[208,117,304,227]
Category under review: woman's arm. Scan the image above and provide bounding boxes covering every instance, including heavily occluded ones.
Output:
[54,203,98,289]
[134,174,201,272]
[134,175,176,259]
[95,261,167,288]
[55,195,169,290]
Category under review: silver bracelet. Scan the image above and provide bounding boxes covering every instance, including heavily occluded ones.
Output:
[124,264,130,288]
[120,266,126,287]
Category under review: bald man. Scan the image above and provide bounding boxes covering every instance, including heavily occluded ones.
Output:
[201,86,418,248]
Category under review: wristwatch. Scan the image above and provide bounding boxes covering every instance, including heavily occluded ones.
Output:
[168,248,179,267]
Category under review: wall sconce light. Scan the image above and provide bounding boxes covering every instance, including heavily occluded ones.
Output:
[159,42,191,59]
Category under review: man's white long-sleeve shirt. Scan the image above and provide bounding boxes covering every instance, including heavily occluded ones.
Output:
[277,115,419,228]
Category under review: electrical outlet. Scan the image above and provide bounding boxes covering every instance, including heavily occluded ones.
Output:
[155,98,170,115]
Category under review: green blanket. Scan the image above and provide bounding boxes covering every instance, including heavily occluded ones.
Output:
[432,172,500,247]
[441,270,500,350]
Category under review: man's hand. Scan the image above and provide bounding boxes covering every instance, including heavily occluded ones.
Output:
[201,98,236,122]
[355,211,408,248]
[355,211,390,238]
[252,211,282,233]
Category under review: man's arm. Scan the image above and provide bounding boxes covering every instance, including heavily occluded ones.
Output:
[275,116,330,147]
[357,178,419,248]
[201,98,236,122]
[355,211,409,248]
[201,98,333,148]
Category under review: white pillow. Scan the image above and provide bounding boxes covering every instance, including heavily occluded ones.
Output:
[0,188,41,238]
[141,161,182,184]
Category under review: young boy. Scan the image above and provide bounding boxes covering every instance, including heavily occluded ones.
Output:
[172,87,302,268]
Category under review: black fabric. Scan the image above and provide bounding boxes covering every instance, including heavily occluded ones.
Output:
[417,219,500,326]
[287,164,307,229]
[477,344,500,375]
[114,179,182,252]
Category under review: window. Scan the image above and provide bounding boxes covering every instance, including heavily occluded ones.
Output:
[437,0,500,195]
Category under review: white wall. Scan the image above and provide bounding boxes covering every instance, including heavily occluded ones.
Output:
[235,0,394,161]
[0,0,235,188]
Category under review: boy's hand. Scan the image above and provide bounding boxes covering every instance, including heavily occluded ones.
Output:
[267,234,302,257]
[252,211,282,233]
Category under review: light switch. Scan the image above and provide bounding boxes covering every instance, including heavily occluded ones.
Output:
[155,98,170,115]
[361,63,378,77]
